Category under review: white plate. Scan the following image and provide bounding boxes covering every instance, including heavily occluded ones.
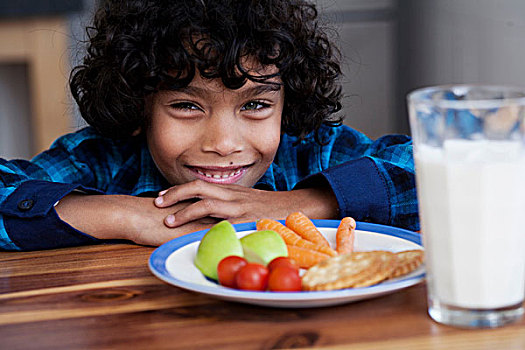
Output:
[149,220,425,308]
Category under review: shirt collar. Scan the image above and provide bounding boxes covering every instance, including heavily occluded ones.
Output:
[254,164,277,191]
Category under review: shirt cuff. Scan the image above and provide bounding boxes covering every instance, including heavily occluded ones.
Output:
[295,157,390,224]
[1,180,103,250]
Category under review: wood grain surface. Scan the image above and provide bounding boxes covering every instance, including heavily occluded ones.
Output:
[1,244,524,350]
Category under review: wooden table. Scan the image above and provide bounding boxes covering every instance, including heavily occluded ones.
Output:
[1,244,524,349]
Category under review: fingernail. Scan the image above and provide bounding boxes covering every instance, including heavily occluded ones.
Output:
[166,215,175,226]
[159,190,167,196]
[155,196,163,205]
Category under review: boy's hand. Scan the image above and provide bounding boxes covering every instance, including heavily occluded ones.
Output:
[55,193,219,246]
[154,179,339,228]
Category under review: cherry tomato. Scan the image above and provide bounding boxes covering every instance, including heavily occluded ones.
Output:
[268,266,302,292]
[267,256,299,273]
[217,256,248,288]
[235,263,269,291]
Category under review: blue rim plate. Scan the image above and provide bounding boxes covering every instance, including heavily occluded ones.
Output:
[149,220,425,308]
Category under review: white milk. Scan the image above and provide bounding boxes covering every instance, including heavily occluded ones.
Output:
[415,140,525,309]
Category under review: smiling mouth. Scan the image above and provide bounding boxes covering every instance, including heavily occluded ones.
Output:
[187,165,251,183]
[195,168,242,179]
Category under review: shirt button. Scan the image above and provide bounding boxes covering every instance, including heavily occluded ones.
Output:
[18,199,35,211]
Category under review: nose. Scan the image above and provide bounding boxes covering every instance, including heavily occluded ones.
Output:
[200,112,243,156]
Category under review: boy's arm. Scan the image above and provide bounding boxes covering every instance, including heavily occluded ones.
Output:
[54,193,216,246]
[0,179,101,251]
[0,134,111,251]
[1,130,146,251]
[1,181,215,251]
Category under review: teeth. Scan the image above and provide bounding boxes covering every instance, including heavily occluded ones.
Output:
[195,168,242,179]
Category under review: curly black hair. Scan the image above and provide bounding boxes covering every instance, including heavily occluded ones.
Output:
[70,0,343,141]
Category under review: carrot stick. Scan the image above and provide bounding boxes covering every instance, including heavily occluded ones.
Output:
[257,219,337,257]
[336,217,356,254]
[286,245,330,269]
[285,212,330,247]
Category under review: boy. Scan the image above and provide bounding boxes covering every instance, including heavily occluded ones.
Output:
[0,0,418,251]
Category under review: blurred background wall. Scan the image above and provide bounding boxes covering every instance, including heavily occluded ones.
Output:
[0,0,94,159]
[1,0,525,159]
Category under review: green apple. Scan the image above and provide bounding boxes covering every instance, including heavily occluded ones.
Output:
[194,220,243,280]
[240,230,288,265]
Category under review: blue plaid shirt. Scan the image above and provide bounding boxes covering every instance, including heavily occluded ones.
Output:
[0,125,418,251]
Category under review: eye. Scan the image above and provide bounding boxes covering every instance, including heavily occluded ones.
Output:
[169,102,201,111]
[241,101,270,111]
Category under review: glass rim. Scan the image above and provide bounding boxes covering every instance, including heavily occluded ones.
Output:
[407,84,525,109]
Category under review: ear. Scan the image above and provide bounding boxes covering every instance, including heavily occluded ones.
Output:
[132,127,142,136]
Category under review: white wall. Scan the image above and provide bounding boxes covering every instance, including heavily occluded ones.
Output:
[318,0,399,138]
[0,64,33,159]
[0,0,94,160]
[402,0,525,86]
[397,0,525,132]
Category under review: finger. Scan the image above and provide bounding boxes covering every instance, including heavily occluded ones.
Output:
[154,188,172,207]
[164,198,247,228]
[157,180,235,207]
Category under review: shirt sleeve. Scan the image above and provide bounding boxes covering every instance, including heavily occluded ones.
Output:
[0,132,106,251]
[294,127,419,231]
[1,180,102,250]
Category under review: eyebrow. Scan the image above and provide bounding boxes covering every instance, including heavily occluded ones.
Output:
[239,83,282,99]
[175,83,282,99]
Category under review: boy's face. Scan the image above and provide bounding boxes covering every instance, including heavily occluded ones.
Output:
[146,68,284,188]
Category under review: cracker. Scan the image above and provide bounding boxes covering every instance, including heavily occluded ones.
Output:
[352,251,399,288]
[301,251,398,291]
[388,249,424,279]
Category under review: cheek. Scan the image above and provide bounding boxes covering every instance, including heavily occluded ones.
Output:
[249,120,282,160]
[262,131,281,157]
[148,136,175,163]
[146,117,192,167]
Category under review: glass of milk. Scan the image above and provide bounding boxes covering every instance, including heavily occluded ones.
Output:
[408,85,525,328]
